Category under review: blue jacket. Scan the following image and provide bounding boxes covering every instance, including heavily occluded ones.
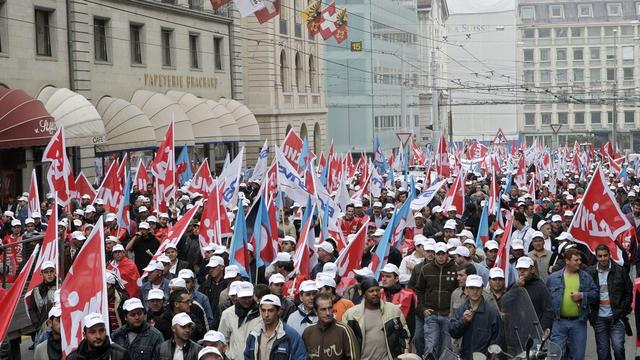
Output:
[139,278,170,309]
[244,320,308,360]
[449,297,502,360]
[546,268,598,321]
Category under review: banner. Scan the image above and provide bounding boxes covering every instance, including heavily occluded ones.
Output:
[134,159,150,192]
[42,126,75,206]
[188,160,215,196]
[95,161,123,214]
[27,169,40,217]
[150,121,175,212]
[250,140,269,182]
[75,171,96,202]
[410,180,446,211]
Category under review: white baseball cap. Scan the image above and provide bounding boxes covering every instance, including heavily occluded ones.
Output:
[531,231,544,239]
[465,274,483,288]
[516,256,535,269]
[260,294,282,308]
[456,229,474,239]
[269,273,286,284]
[178,269,195,279]
[146,215,158,223]
[213,245,228,255]
[32,211,42,218]
[381,263,400,275]
[74,209,85,217]
[138,206,149,213]
[316,275,337,289]
[224,265,240,279]
[72,219,83,227]
[10,219,21,227]
[199,330,226,345]
[353,267,375,277]
[237,282,254,297]
[83,313,105,328]
[489,267,505,279]
[272,252,292,264]
[3,211,13,218]
[123,298,145,312]
[41,260,55,271]
[24,218,34,225]
[322,262,338,276]
[105,213,117,222]
[48,306,62,318]
[169,277,187,289]
[564,210,574,217]
[198,347,223,359]
[172,313,194,327]
[138,222,150,229]
[511,239,524,250]
[94,198,105,205]
[494,229,505,236]
[455,246,470,257]
[444,219,457,230]
[463,239,475,246]
[143,261,164,272]
[372,228,385,237]
[148,289,165,300]
[85,205,96,213]
[434,242,448,253]
[484,240,499,250]
[551,215,562,222]
[281,235,297,244]
[228,281,242,296]
[316,242,334,254]
[112,244,125,252]
[206,256,225,268]
[299,279,318,293]
[556,232,573,241]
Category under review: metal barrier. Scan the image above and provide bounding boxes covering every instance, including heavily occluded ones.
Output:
[0,234,45,288]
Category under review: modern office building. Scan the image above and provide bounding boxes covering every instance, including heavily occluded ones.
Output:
[324,0,421,154]
[516,0,640,150]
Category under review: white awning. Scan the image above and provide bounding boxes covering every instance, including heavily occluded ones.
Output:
[218,98,260,142]
[95,96,157,153]
[166,91,240,143]
[37,86,106,146]
[130,90,195,146]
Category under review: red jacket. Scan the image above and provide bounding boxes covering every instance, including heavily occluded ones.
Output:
[107,256,141,297]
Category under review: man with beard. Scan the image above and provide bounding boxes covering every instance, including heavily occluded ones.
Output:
[126,222,159,274]
[154,313,203,359]
[34,306,62,360]
[147,289,167,326]
[111,298,164,360]
[218,282,261,360]
[155,289,207,342]
[344,277,410,359]
[379,264,416,338]
[488,268,506,305]
[67,313,130,360]
[26,261,57,334]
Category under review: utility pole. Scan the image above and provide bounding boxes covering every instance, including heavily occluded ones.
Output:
[400,42,407,132]
[431,49,440,148]
[448,88,453,143]
[612,28,618,150]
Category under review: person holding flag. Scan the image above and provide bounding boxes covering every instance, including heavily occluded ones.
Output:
[66,313,130,360]
[26,261,58,337]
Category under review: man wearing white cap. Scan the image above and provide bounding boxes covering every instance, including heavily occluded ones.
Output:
[449,275,502,359]
[218,282,261,360]
[198,346,223,360]
[155,289,207,343]
[200,256,227,311]
[126,221,160,274]
[179,269,215,328]
[154,312,203,359]
[515,256,554,331]
[2,218,23,283]
[26,260,57,334]
[111,298,164,360]
[244,294,308,359]
[197,331,227,358]
[487,268,506,304]
[399,235,428,279]
[107,244,141,298]
[147,288,167,325]
[312,242,336,279]
[140,261,171,309]
[66,313,130,360]
[380,263,417,337]
[316,274,354,321]
[268,273,296,321]
[33,306,62,360]
[371,201,385,228]
[287,280,319,335]
[527,231,553,283]
[164,243,191,278]
[512,212,535,253]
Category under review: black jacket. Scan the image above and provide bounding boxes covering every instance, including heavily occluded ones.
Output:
[67,339,131,360]
[200,276,227,310]
[111,322,164,360]
[414,259,458,317]
[587,261,633,323]
[153,339,202,360]
[521,277,554,330]
[155,309,207,342]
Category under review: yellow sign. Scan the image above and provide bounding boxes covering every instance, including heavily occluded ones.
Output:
[350,41,362,52]
[144,74,218,89]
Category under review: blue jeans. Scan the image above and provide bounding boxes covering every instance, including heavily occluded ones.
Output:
[593,316,625,360]
[413,315,425,356]
[423,314,451,358]
[550,318,588,360]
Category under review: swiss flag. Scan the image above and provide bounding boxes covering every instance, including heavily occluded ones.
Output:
[255,0,280,23]
[150,122,175,213]
[569,165,631,265]
[42,126,75,206]
[335,222,367,277]
[60,219,109,357]
[318,2,338,40]
[75,171,96,202]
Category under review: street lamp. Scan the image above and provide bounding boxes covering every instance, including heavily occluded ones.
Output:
[612,28,618,149]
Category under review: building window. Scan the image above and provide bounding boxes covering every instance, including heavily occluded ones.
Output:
[525,113,535,126]
[541,112,551,125]
[625,111,635,124]
[0,1,6,53]
[623,46,634,60]
[573,69,584,82]
[607,3,622,16]
[573,48,583,61]
[520,6,535,19]
[161,28,174,67]
[130,23,143,65]
[606,46,616,60]
[574,112,585,125]
[549,5,564,18]
[624,67,634,80]
[538,28,551,38]
[540,48,550,62]
[607,68,616,81]
[213,37,223,70]
[280,50,288,91]
[571,27,583,37]
[294,52,303,91]
[588,26,601,37]
[94,18,109,62]
[556,69,567,83]
[188,0,203,10]
[540,70,551,83]
[556,48,567,61]
[189,33,200,69]
[590,68,600,82]
[555,28,567,38]
[578,4,593,17]
[604,26,617,37]
[35,8,53,57]
[523,49,534,63]
[523,70,534,83]
[590,47,600,60]
[309,55,316,92]
[558,112,568,125]
[592,112,601,125]
[523,29,535,38]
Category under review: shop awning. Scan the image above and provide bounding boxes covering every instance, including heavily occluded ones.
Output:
[94,96,157,153]
[0,88,56,149]
[166,91,240,143]
[37,86,106,146]
[218,98,260,142]
[130,90,195,146]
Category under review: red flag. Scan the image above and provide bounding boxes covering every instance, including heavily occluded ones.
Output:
[254,0,280,23]
[280,129,315,173]
[26,205,58,297]
[95,161,123,213]
[28,169,40,217]
[569,165,631,265]
[42,126,75,206]
[333,7,348,44]
[292,204,318,278]
[134,159,150,192]
[75,171,96,202]
[188,160,215,196]
[304,0,323,36]
[60,219,109,357]
[0,244,39,343]
[210,0,230,10]
[488,168,499,216]
[411,139,427,166]
[436,135,450,178]
[150,122,175,213]
[335,223,367,277]
[494,215,514,281]
[117,153,128,186]
[441,172,465,218]
[199,180,232,249]
[318,2,338,40]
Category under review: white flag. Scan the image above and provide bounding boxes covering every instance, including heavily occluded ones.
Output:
[275,147,312,205]
[219,147,244,207]
[250,140,269,182]
[234,0,265,17]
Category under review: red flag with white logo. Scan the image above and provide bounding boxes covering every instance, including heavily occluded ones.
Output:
[292,204,318,278]
[335,222,367,277]
[280,129,315,173]
[27,169,40,217]
[188,160,215,196]
[134,159,150,192]
[436,135,450,179]
[494,214,514,282]
[199,180,232,250]
[95,161,123,213]
[441,171,465,218]
[75,171,96,203]
[569,165,631,265]
[254,0,280,23]
[42,126,75,206]
[26,205,58,297]
[60,219,109,357]
[318,2,338,40]
[150,122,175,213]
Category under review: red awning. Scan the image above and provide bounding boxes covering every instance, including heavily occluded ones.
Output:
[0,88,56,149]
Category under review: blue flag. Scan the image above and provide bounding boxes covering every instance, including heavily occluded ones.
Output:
[476,200,489,248]
[298,136,310,172]
[229,199,252,279]
[176,146,192,185]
